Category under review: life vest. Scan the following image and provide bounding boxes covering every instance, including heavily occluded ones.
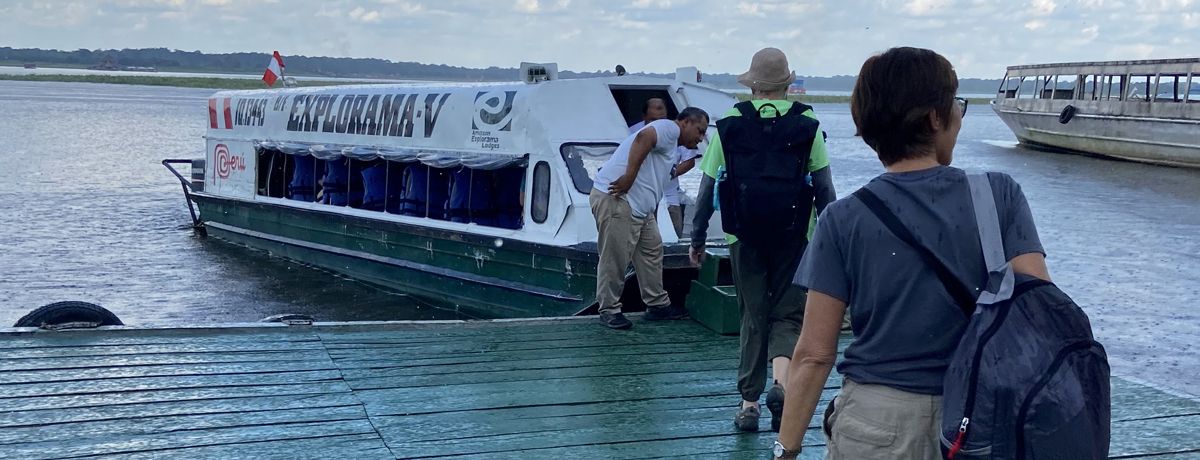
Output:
[448,168,497,226]
[322,158,364,207]
[288,155,319,202]
[360,162,403,212]
[400,165,449,220]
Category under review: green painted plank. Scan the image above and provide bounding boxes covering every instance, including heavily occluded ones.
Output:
[1109,414,1200,457]
[0,419,382,460]
[0,369,345,398]
[0,359,338,385]
[0,404,370,445]
[373,390,839,454]
[0,392,363,429]
[107,433,393,460]
[328,341,739,371]
[0,329,319,350]
[0,340,326,360]
[0,381,353,412]
[323,336,735,362]
[318,324,730,348]
[0,349,334,372]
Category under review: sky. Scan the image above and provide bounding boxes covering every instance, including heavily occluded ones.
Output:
[1,0,1197,78]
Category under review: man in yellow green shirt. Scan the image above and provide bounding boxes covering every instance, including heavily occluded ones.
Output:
[688,48,837,435]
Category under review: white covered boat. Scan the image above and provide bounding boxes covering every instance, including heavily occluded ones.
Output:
[992,58,1200,168]
[165,64,734,318]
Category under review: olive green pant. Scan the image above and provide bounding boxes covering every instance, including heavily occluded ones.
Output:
[730,238,808,402]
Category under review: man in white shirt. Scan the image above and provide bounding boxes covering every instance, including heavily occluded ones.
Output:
[591,107,709,329]
[628,98,701,238]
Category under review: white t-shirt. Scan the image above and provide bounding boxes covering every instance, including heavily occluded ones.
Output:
[663,146,701,206]
[594,119,681,218]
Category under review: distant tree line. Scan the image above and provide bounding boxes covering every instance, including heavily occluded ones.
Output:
[1,47,1001,93]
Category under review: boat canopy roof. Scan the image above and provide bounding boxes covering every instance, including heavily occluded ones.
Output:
[1005,58,1200,77]
[206,75,735,168]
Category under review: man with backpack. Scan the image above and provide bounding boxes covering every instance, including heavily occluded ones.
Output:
[773,47,1108,459]
[688,47,837,432]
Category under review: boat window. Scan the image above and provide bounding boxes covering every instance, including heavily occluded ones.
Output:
[531,161,550,224]
[1051,75,1076,100]
[609,87,679,127]
[1102,75,1126,100]
[1002,77,1020,99]
[560,142,620,194]
[256,148,291,199]
[1154,75,1188,102]
[1127,75,1153,101]
[1081,75,1100,100]
[1016,77,1036,99]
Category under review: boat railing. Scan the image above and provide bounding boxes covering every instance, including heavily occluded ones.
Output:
[162,159,204,232]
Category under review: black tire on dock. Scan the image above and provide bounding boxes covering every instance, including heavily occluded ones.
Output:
[14,301,124,328]
[1059,105,1077,124]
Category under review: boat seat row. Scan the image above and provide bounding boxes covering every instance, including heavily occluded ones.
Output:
[286,157,524,230]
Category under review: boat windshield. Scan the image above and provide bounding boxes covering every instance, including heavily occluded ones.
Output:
[560,143,619,194]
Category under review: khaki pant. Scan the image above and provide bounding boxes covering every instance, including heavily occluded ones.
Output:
[590,189,670,314]
[667,204,684,239]
[824,379,944,459]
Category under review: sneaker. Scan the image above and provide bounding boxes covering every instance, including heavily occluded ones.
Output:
[766,383,786,432]
[643,304,689,321]
[599,312,632,330]
[734,404,760,432]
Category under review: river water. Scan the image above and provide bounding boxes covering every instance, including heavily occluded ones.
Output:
[0,80,1197,397]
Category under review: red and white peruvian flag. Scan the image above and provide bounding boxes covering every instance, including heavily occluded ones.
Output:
[262,51,285,87]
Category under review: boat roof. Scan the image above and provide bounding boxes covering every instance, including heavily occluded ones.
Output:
[205,76,735,159]
[1006,58,1200,72]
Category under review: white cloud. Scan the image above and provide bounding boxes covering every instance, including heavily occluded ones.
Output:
[903,0,954,15]
[348,7,382,23]
[515,0,539,13]
[1029,0,1056,15]
[1024,19,1047,30]
[631,0,682,8]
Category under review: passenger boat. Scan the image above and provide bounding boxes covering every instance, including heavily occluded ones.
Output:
[992,58,1200,168]
[165,63,734,318]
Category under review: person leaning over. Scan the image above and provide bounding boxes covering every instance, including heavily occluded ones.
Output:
[689,47,837,432]
[591,107,709,330]
[772,47,1049,459]
[628,98,702,238]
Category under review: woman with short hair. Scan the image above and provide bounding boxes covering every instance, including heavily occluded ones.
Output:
[771,47,1050,459]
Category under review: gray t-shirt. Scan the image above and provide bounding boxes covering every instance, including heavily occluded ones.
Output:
[795,166,1044,395]
[593,119,681,218]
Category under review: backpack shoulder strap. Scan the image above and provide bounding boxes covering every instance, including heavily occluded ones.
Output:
[967,173,1015,305]
[788,101,814,117]
[853,187,977,315]
[733,100,759,119]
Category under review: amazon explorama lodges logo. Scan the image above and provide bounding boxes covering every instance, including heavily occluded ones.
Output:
[471,90,516,151]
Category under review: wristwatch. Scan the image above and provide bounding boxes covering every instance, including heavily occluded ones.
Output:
[772,440,801,459]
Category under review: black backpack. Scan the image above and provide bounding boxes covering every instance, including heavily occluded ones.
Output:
[855,173,1111,459]
[715,101,818,244]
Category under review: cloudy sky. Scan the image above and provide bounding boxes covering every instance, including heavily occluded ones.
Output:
[1,0,1196,78]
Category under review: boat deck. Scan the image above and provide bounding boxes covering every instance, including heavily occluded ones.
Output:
[1,318,1197,459]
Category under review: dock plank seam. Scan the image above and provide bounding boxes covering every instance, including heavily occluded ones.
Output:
[313,330,400,459]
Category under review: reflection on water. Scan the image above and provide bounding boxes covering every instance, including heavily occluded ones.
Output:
[0,81,1197,396]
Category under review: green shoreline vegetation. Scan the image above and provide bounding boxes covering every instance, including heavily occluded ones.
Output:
[0,73,995,105]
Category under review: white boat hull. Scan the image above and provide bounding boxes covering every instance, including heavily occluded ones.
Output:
[993,105,1200,168]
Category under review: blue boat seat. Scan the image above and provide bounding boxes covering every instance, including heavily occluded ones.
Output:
[448,168,496,226]
[493,166,524,229]
[360,161,404,212]
[400,165,449,220]
[288,155,319,202]
[322,158,364,207]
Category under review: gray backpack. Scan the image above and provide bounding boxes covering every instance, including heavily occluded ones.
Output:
[855,173,1111,459]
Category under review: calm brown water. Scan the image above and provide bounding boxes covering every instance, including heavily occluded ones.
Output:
[0,80,1196,397]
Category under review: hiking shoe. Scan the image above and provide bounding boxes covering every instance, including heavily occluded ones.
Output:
[734,404,760,432]
[599,312,632,330]
[766,383,786,432]
[643,304,689,321]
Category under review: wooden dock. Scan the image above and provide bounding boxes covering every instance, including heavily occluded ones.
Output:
[1,318,1197,459]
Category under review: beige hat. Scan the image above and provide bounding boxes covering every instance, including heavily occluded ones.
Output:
[737,47,796,91]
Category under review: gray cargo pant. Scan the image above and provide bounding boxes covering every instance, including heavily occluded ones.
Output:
[730,237,808,402]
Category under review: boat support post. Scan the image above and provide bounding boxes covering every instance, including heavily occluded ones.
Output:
[162,159,205,234]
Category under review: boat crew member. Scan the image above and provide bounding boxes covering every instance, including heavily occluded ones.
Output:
[591,107,709,330]
[629,98,701,238]
[689,47,837,432]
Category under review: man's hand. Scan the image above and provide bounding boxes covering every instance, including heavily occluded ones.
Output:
[689,245,706,267]
[608,174,635,197]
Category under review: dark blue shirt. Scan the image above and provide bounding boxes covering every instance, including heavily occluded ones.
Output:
[795,166,1044,394]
